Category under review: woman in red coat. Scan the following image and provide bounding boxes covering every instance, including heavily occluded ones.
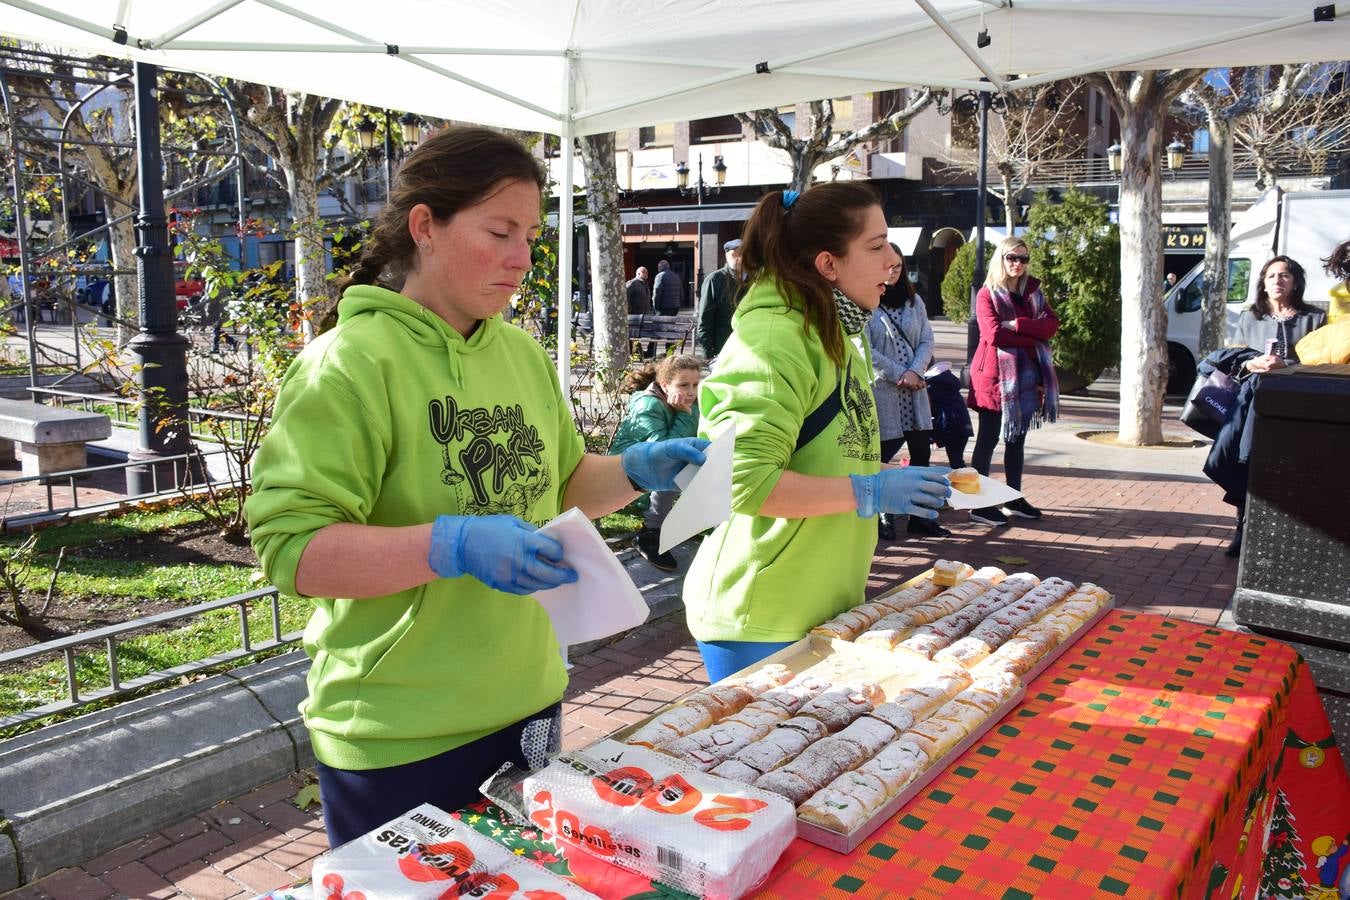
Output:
[966,236,1059,525]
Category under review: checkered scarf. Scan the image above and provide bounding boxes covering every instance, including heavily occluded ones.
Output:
[834,289,870,336]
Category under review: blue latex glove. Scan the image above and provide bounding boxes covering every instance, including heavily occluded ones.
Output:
[621,437,710,492]
[850,466,952,519]
[427,514,578,594]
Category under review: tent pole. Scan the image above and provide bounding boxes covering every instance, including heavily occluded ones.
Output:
[968,89,991,370]
[556,54,576,396]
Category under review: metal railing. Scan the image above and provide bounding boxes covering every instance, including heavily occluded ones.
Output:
[0,586,301,730]
[0,447,242,531]
[29,386,260,445]
[1021,146,1338,188]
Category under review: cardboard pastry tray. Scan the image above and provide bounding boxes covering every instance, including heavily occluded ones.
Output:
[801,595,1115,853]
[603,585,1115,855]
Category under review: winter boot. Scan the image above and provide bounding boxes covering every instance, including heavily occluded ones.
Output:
[635,527,677,571]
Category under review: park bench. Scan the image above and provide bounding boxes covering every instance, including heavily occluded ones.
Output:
[631,313,695,358]
[0,399,112,476]
[573,312,696,359]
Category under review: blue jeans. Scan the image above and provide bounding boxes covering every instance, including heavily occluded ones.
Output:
[315,702,561,847]
[696,639,794,684]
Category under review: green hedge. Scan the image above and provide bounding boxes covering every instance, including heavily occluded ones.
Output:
[1026,188,1121,384]
[940,241,993,324]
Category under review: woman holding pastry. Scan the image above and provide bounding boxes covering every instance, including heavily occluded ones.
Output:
[683,182,951,683]
[864,246,949,540]
[965,236,1059,526]
[246,126,706,847]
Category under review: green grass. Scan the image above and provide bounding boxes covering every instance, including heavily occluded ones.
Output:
[14,501,219,552]
[0,498,282,732]
[596,500,644,538]
[0,594,310,730]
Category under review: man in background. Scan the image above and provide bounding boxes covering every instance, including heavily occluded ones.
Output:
[696,238,743,360]
[651,259,683,316]
[626,266,651,314]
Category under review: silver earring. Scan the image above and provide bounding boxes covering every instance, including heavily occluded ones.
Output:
[418,240,430,253]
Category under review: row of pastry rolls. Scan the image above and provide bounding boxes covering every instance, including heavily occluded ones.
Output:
[853,566,1010,651]
[971,584,1112,677]
[797,671,1022,832]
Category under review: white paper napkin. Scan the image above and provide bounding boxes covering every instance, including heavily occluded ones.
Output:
[658,423,736,553]
[943,474,1024,510]
[532,508,648,645]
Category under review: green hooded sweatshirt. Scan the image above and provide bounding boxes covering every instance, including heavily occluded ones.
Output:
[245,285,585,771]
[682,279,880,642]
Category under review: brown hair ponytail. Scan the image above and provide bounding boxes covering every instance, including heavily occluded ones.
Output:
[738,182,882,365]
[336,126,545,294]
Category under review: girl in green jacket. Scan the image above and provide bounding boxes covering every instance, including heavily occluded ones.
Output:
[610,355,702,570]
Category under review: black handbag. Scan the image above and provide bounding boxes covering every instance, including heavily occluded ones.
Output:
[1179,367,1239,439]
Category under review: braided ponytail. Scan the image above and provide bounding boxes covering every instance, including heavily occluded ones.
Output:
[335,126,545,295]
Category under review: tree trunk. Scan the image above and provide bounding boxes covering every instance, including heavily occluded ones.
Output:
[579,133,628,385]
[1198,115,1233,357]
[1116,105,1168,446]
[789,153,818,193]
[1252,150,1278,192]
[1001,172,1016,232]
[107,210,139,347]
[285,165,328,342]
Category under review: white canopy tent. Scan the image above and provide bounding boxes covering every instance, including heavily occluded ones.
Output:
[4,0,1344,388]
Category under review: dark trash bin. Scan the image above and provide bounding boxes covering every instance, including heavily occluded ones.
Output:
[1233,363,1350,746]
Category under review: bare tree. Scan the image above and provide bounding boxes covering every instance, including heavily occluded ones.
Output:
[1086,69,1204,447]
[1233,63,1350,192]
[220,84,365,338]
[578,133,628,384]
[737,90,935,193]
[1174,64,1348,358]
[938,81,1088,231]
[1174,69,1266,358]
[10,58,140,344]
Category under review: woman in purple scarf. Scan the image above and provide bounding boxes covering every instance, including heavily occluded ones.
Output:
[965,236,1059,525]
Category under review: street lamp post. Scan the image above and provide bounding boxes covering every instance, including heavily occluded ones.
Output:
[936,87,1005,368]
[1166,136,1187,178]
[1107,141,1123,175]
[355,112,421,202]
[676,153,727,303]
[126,61,191,495]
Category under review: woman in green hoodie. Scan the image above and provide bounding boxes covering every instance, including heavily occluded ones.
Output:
[245,126,706,847]
[683,183,952,683]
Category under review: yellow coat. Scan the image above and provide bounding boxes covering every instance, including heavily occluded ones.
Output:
[1329,283,1350,323]
[1295,316,1350,365]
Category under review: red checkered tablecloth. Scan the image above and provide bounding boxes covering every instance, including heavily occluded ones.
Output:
[753,611,1350,899]
[312,612,1347,900]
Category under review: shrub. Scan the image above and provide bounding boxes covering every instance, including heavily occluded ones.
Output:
[940,241,993,323]
[1025,188,1121,383]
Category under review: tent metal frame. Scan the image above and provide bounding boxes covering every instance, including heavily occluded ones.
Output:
[6,1,1338,129]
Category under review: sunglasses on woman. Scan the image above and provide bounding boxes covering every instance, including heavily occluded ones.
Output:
[1005,254,1030,264]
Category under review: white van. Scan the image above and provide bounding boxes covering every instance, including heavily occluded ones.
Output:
[1163,188,1348,393]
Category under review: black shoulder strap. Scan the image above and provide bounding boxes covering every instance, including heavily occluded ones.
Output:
[795,358,848,452]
